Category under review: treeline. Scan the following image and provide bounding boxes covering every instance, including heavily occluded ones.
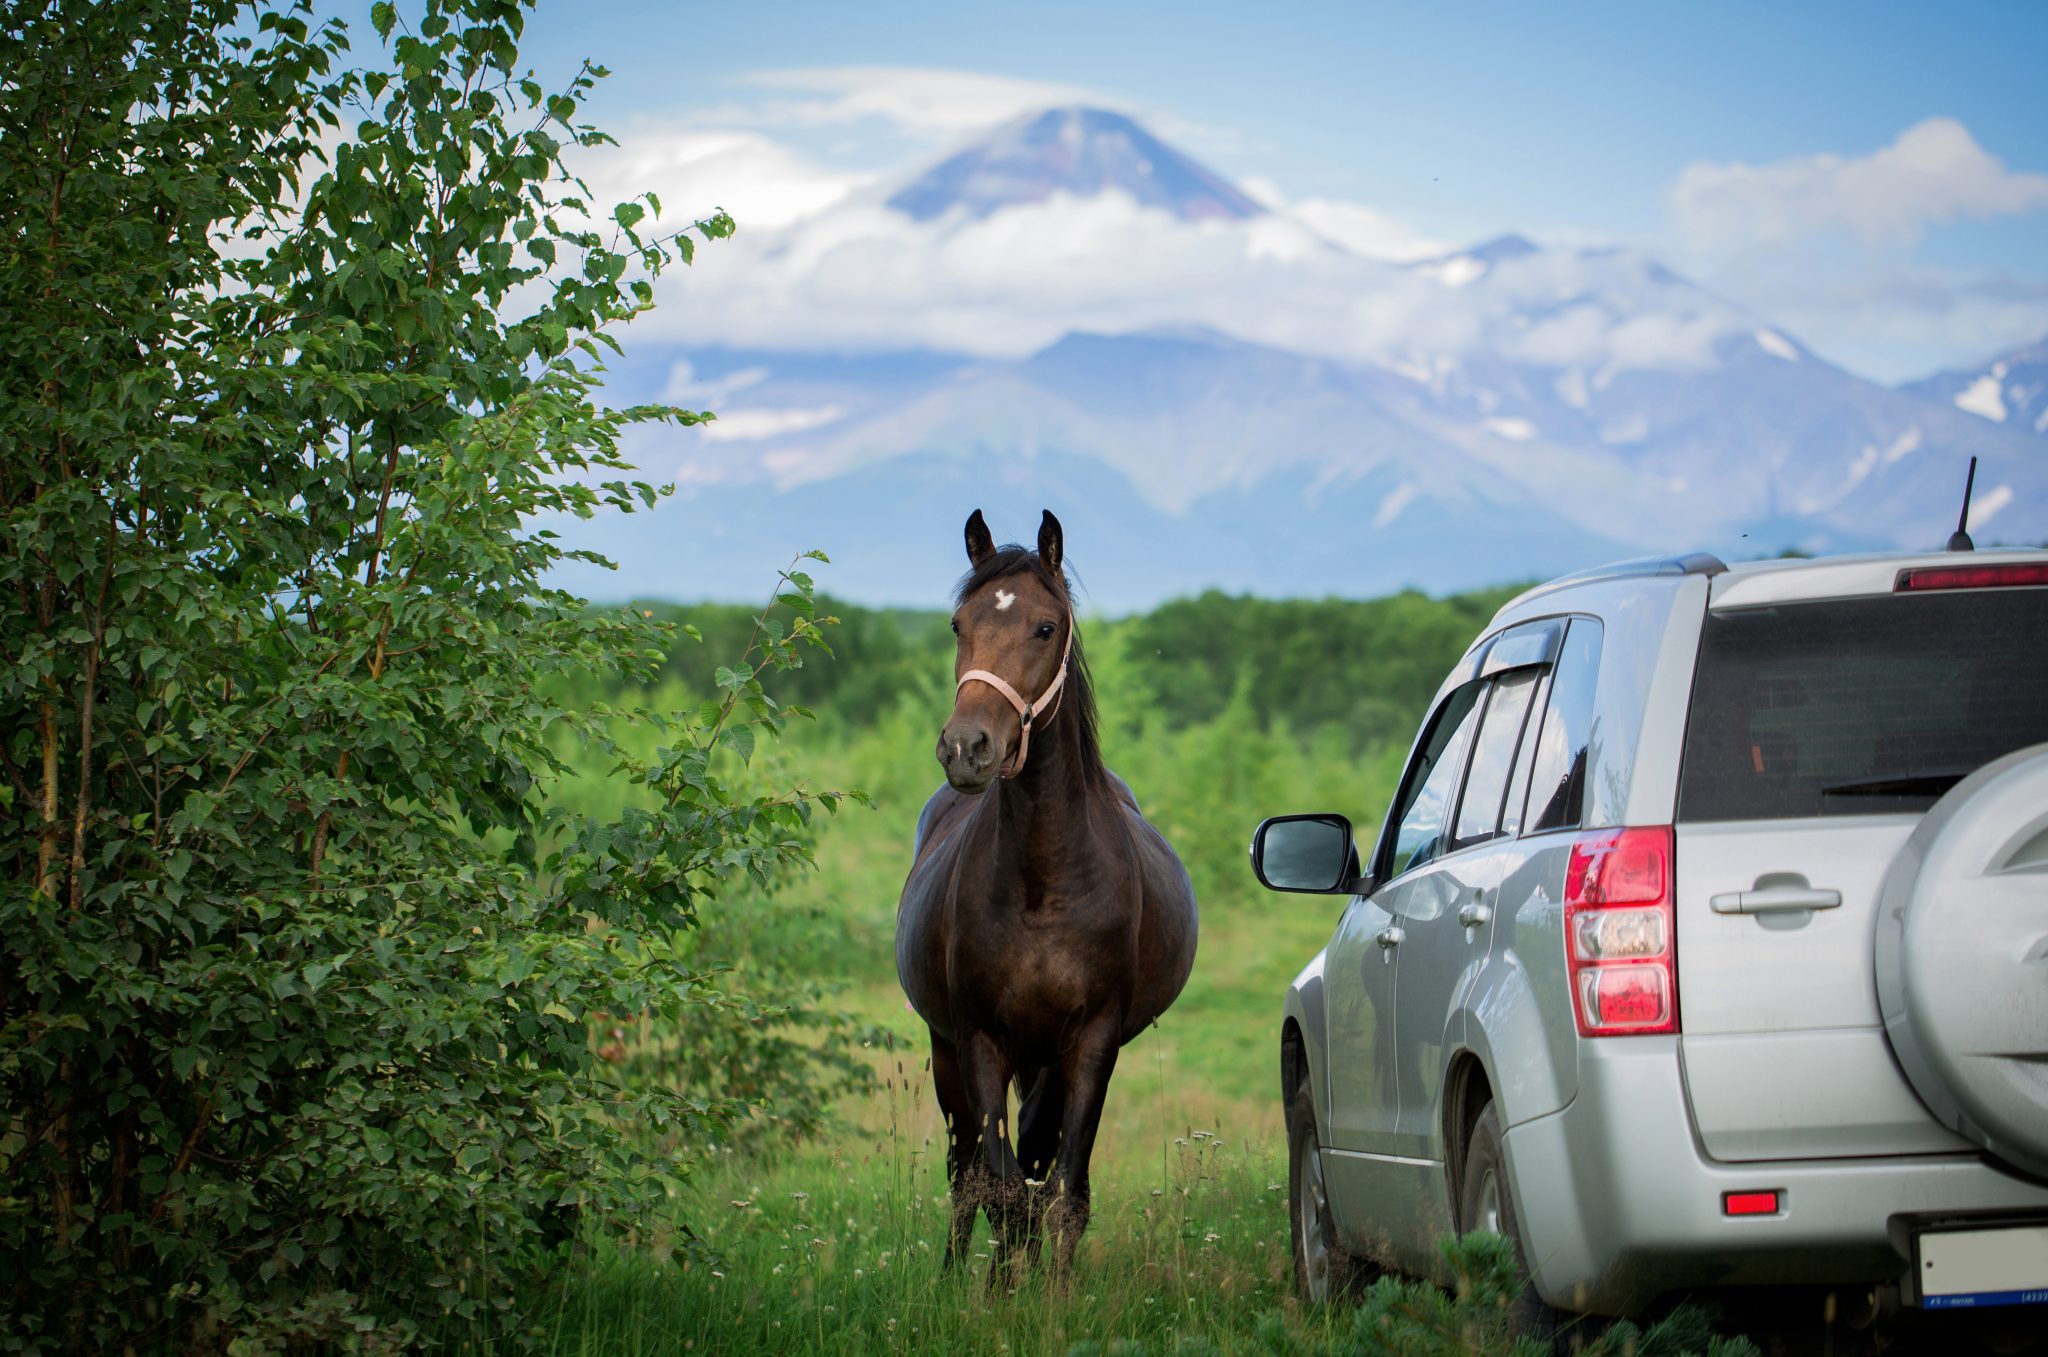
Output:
[613,584,1526,748]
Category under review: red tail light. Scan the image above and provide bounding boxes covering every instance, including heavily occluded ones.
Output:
[1564,826,1679,1036]
[1896,562,2048,592]
[1724,1190,1781,1216]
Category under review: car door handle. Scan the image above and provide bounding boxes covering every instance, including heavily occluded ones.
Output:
[1375,926,1405,949]
[1457,902,1491,929]
[1710,886,1843,915]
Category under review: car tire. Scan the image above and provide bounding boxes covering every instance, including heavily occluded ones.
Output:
[1288,1070,1368,1303]
[1460,1102,1569,1344]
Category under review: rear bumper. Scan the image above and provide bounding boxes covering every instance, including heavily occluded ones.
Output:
[1504,1037,2048,1316]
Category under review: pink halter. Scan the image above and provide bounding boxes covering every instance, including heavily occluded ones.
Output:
[956,617,1073,779]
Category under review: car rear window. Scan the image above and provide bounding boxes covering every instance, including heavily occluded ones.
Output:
[1679,589,2048,822]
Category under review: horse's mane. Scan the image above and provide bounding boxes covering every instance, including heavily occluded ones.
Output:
[954,545,1108,789]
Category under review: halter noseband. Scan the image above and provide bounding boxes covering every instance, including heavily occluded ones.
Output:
[955,615,1073,779]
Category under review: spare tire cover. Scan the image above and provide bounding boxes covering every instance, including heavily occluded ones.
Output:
[1874,742,2048,1180]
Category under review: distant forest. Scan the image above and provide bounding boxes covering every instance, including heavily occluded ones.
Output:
[615,585,1526,750]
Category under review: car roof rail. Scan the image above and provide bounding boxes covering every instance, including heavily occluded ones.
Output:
[1499,552,1728,613]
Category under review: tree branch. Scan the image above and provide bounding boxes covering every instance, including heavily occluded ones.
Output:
[68,500,119,911]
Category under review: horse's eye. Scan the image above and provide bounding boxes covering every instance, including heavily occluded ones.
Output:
[950,618,960,635]
[1036,622,1056,640]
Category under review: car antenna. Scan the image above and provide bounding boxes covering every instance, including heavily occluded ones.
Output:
[1946,456,1977,552]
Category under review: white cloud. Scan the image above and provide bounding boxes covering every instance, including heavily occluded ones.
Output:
[698,406,847,442]
[1237,175,1287,210]
[1690,257,2048,382]
[734,67,1103,135]
[578,128,871,231]
[564,77,1875,383]
[1670,118,2048,250]
[1974,483,2015,526]
[1293,198,1449,262]
[630,159,1750,383]
[662,360,770,406]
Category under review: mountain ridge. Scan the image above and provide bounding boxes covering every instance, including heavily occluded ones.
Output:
[1901,332,2048,438]
[556,108,2046,605]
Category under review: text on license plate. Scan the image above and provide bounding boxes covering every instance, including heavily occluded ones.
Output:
[1918,1224,2048,1309]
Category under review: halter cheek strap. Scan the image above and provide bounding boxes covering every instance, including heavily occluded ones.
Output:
[956,620,1072,779]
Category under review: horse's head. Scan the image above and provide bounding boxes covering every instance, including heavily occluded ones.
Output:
[938,508,1073,793]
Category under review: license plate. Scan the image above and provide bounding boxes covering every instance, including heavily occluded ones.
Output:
[1916,1224,2048,1309]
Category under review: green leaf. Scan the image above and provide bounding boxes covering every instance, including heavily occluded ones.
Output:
[370,2,396,38]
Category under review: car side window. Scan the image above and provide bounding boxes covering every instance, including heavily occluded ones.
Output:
[1452,666,1544,848]
[1378,681,1484,881]
[1499,668,1553,838]
[1525,619,1604,833]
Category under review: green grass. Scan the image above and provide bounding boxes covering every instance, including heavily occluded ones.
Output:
[523,662,1393,1353]
[538,1102,1318,1356]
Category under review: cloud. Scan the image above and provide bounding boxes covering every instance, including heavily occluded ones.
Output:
[1291,198,1449,263]
[578,128,872,230]
[697,406,848,442]
[1701,261,2048,382]
[662,360,769,405]
[1670,117,2048,250]
[622,149,1750,383]
[565,78,1907,385]
[732,67,1104,135]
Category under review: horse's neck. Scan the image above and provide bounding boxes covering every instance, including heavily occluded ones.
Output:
[991,724,1108,880]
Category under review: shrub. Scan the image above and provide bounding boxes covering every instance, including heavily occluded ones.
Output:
[0,0,848,1349]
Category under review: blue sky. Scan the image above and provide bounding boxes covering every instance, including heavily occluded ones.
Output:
[473,0,2048,381]
[533,1,2044,237]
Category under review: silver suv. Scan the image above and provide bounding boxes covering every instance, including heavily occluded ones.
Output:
[1250,548,2048,1335]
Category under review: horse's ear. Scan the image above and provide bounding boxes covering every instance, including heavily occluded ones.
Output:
[964,509,996,567]
[1037,510,1063,576]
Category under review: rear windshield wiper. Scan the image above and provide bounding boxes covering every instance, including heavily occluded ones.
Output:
[1819,771,1969,798]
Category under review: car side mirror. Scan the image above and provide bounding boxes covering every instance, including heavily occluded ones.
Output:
[1250,813,1371,895]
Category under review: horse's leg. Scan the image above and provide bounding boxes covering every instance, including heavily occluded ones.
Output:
[930,1029,980,1270]
[1015,1065,1066,1179]
[956,1029,1025,1286]
[1045,1018,1121,1275]
[1014,1065,1067,1265]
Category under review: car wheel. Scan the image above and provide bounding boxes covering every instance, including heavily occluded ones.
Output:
[1460,1102,1568,1342]
[1288,1069,1367,1302]
[1875,743,2048,1179]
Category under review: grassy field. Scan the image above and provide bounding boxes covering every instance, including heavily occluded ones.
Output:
[528,623,1404,1354]
[539,1047,1325,1356]
[527,901,1411,1357]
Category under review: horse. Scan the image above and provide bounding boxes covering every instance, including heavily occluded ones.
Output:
[895,508,1199,1277]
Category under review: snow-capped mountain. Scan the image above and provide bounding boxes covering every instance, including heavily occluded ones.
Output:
[1903,333,2048,440]
[552,110,2046,607]
[886,106,1266,223]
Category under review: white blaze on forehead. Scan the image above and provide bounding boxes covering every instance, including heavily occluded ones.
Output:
[995,588,1016,611]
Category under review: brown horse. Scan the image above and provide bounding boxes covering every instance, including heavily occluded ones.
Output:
[896,509,1199,1274]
